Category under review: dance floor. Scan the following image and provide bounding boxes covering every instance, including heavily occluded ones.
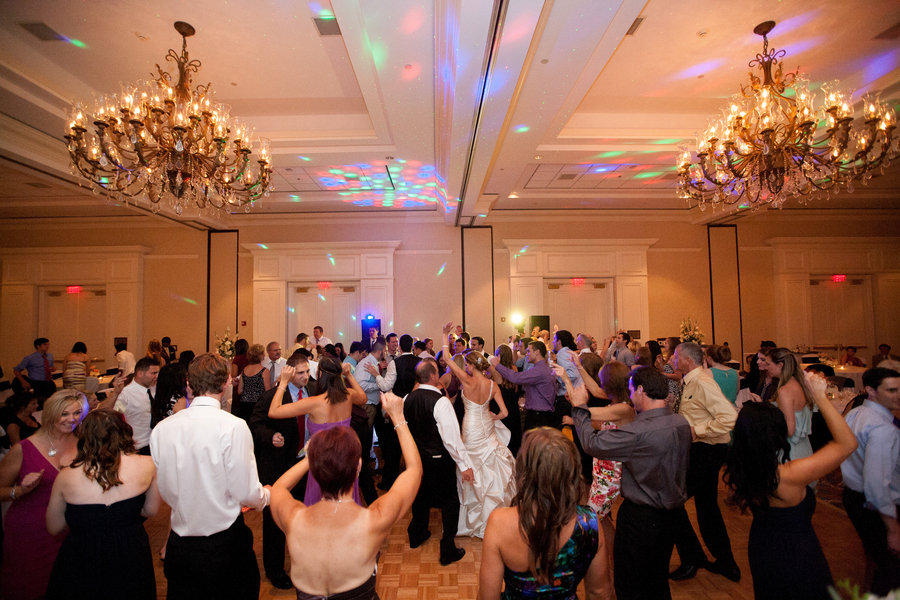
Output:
[144,473,867,599]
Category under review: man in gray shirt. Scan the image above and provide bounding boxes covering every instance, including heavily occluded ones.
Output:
[569,366,691,600]
[604,331,636,366]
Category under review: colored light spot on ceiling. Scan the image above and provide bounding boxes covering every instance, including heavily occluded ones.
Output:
[389,321,393,327]
[298,156,311,161]
[596,151,624,158]
[370,42,387,69]
[352,315,357,320]
[330,168,344,174]
[338,332,343,337]
[289,195,300,202]
[437,263,446,276]
[674,59,726,80]
[400,6,425,34]
[415,323,420,328]
[183,297,198,305]
[289,308,295,313]
[478,214,487,218]
[514,125,529,133]
[318,294,326,301]
[68,39,87,48]
[634,172,663,179]
[327,254,335,266]
[651,138,682,145]
[779,37,824,58]
[258,244,268,249]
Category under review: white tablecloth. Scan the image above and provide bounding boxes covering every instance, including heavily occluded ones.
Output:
[833,366,865,390]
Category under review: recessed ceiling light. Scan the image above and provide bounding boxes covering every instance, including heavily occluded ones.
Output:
[697,74,705,79]
[697,28,709,37]
[509,192,519,198]
[534,155,542,160]
[231,82,238,86]
[134,31,149,41]
[540,59,549,64]
[404,64,412,70]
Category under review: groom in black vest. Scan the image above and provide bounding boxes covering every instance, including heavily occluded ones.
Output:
[403,359,473,565]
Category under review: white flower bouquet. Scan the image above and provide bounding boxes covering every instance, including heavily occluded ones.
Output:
[818,353,837,368]
[679,317,704,343]
[214,326,239,359]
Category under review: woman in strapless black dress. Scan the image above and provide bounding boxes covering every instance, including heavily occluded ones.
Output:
[723,373,858,600]
[45,409,161,600]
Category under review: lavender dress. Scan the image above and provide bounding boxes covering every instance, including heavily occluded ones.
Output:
[304,417,362,506]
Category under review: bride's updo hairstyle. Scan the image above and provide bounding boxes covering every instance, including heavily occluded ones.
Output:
[464,350,489,372]
[316,356,349,405]
[513,428,584,584]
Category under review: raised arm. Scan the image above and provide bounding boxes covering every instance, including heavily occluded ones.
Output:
[441,323,473,384]
[271,455,311,532]
[267,365,317,419]
[571,353,604,398]
[780,372,858,487]
[369,392,422,533]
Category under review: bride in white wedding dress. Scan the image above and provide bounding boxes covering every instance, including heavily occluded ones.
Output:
[441,323,517,538]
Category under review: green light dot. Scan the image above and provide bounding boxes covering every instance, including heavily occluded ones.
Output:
[69,39,86,48]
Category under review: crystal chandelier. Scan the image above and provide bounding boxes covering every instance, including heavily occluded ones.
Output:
[676,21,898,211]
[64,22,273,215]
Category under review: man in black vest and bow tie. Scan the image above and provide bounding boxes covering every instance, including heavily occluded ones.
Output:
[403,359,473,565]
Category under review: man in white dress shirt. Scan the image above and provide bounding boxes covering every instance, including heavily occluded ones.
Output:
[115,342,137,376]
[311,326,333,349]
[402,359,473,564]
[116,357,159,455]
[264,342,287,386]
[150,353,270,600]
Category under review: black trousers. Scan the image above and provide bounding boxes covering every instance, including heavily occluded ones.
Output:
[615,500,678,600]
[262,478,305,577]
[672,442,734,565]
[843,487,900,595]
[165,514,259,600]
[352,407,377,506]
[372,407,401,488]
[523,408,560,432]
[408,455,459,556]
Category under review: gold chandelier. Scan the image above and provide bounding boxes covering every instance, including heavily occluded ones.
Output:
[65,22,273,215]
[676,21,897,211]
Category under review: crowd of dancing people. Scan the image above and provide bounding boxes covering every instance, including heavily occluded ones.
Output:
[0,325,898,600]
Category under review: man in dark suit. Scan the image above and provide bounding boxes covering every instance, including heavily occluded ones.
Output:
[366,334,420,490]
[403,360,473,565]
[161,337,177,364]
[248,351,314,590]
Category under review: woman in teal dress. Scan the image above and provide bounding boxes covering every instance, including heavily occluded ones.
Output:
[706,344,738,406]
[479,428,607,600]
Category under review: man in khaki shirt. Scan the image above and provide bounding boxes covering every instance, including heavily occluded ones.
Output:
[669,342,740,583]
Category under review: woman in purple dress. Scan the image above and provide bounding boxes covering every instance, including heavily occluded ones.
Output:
[268,356,368,505]
[0,390,89,600]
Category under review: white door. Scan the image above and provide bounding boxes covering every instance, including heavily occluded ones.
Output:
[289,283,360,348]
[809,277,872,352]
[543,280,615,341]
[39,287,109,370]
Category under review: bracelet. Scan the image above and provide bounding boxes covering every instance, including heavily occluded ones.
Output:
[9,485,17,500]
[442,345,449,348]
[393,421,408,430]
[279,386,288,391]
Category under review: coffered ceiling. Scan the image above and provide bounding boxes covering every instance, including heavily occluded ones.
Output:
[1,0,898,229]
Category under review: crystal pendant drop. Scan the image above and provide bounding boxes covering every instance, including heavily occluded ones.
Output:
[175,140,184,152]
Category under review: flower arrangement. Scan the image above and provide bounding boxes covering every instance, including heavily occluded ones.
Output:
[679,317,705,344]
[214,327,239,359]
[818,353,838,368]
[829,579,899,599]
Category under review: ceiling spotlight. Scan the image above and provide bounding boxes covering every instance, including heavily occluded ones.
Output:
[697,28,709,38]
[534,155,543,160]
[540,59,549,64]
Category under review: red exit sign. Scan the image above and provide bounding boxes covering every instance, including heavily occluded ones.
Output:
[832,274,846,282]
[318,281,331,289]
[572,278,585,286]
[67,285,82,294]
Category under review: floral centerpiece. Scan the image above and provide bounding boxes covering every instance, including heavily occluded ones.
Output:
[214,327,239,359]
[818,353,837,368]
[679,317,705,344]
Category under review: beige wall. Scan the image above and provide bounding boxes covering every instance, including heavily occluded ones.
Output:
[2,210,899,367]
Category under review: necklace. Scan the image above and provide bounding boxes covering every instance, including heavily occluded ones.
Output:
[47,433,62,457]
[323,497,353,514]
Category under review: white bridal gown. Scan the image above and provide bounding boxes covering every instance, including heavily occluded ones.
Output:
[457,381,517,538]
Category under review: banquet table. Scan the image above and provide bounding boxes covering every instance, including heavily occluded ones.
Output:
[833,365,866,391]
